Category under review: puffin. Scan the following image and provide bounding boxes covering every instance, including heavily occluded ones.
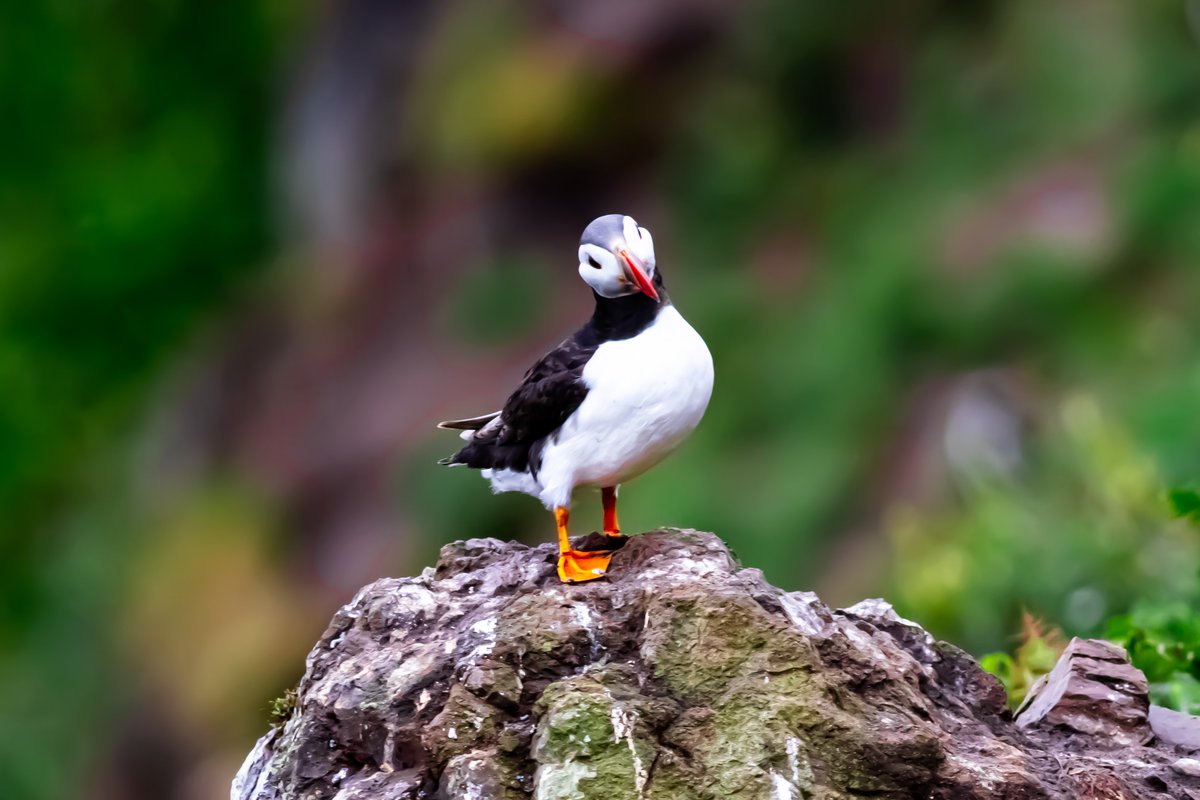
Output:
[438,214,714,583]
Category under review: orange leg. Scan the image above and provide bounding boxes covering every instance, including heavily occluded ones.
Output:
[556,506,612,583]
[602,486,623,538]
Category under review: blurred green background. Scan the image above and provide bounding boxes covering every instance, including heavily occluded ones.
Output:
[3,1,1200,797]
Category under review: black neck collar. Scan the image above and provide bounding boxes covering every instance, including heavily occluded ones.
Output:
[588,270,669,342]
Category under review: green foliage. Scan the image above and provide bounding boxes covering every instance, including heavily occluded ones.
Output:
[982,490,1200,714]
[980,614,1065,709]
[886,398,1200,655]
[1106,600,1200,714]
[0,3,304,798]
[981,598,1200,716]
[269,687,299,727]
[1168,488,1200,524]
[0,2,292,635]
[1100,491,1200,713]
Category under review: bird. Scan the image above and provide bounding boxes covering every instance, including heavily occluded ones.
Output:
[438,214,714,583]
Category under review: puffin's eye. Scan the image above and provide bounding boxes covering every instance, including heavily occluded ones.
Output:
[587,255,602,269]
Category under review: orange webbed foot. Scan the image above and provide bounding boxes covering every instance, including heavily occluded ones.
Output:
[557,549,612,583]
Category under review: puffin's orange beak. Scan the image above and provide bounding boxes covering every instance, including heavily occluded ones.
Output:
[619,250,659,302]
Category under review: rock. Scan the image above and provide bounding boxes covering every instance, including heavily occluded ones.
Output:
[1015,637,1150,746]
[1151,705,1200,750]
[233,529,1200,800]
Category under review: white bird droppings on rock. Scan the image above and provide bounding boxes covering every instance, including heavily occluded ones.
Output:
[770,770,797,800]
[786,736,802,787]
[532,760,596,800]
[607,696,647,798]
[464,615,498,663]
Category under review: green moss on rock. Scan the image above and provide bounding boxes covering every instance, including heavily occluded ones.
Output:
[641,587,820,702]
[532,669,662,800]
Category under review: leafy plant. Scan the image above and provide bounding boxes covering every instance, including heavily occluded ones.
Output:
[1168,488,1200,525]
[1098,487,1200,713]
[269,687,299,727]
[1105,600,1200,714]
[981,613,1066,709]
[984,490,1200,712]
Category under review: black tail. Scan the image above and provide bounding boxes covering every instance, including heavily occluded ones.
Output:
[436,411,500,431]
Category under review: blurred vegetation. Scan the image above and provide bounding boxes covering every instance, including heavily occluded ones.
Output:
[986,499,1200,714]
[0,2,304,798]
[1107,598,1200,714]
[3,1,1200,798]
[980,613,1066,710]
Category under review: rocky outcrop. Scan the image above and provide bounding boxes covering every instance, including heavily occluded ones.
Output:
[1015,637,1151,746]
[233,529,1200,799]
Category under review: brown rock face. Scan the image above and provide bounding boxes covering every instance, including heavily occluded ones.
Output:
[233,530,1200,799]
[1016,637,1151,746]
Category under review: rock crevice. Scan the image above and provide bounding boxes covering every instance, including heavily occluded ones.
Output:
[233,529,1200,800]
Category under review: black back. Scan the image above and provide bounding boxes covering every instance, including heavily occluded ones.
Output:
[444,272,668,476]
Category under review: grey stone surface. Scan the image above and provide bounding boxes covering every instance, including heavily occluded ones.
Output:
[1016,637,1151,746]
[233,529,1200,800]
[1151,704,1200,750]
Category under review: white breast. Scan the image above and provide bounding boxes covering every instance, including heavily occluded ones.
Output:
[534,305,714,508]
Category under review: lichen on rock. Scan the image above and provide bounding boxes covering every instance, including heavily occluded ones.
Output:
[234,530,1200,800]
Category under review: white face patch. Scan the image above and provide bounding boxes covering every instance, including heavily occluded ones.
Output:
[578,244,628,298]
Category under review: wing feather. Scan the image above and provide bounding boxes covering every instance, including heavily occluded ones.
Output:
[440,333,598,472]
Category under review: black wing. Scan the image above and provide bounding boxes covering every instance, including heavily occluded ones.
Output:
[441,332,599,474]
